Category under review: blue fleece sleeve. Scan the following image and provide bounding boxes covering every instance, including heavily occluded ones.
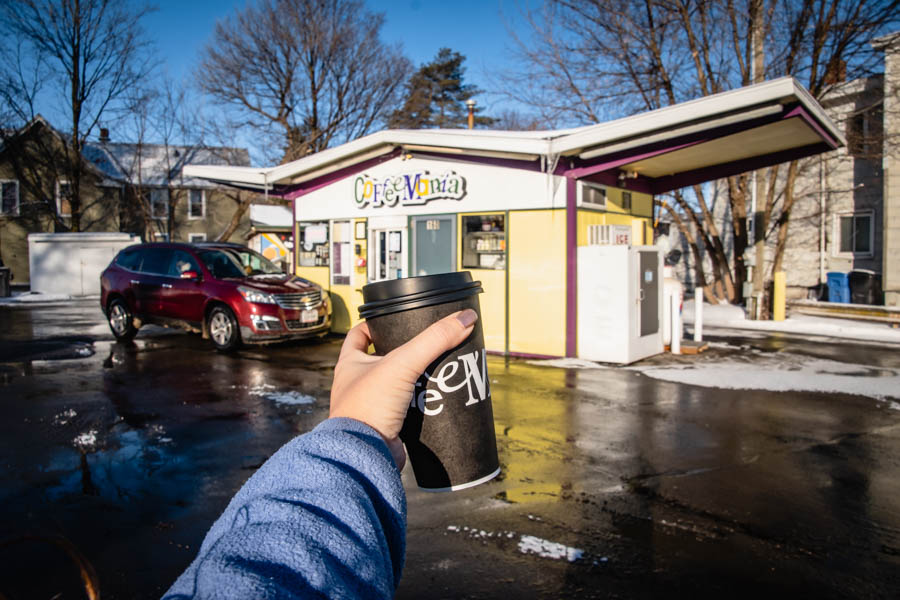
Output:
[162,417,406,600]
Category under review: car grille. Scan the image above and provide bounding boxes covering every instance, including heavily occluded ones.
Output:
[275,291,322,310]
[285,316,326,330]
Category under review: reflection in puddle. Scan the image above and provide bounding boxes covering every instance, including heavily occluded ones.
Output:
[46,427,173,501]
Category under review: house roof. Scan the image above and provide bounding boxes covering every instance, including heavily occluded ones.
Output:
[2,115,251,188]
[84,142,251,188]
[184,77,845,196]
[249,204,293,228]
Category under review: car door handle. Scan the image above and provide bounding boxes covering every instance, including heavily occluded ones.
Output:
[161,283,173,289]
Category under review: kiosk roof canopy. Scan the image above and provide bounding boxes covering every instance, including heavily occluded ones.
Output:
[185,77,843,195]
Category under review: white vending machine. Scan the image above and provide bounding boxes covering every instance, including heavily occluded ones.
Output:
[577,244,664,364]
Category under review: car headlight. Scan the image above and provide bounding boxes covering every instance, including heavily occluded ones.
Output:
[238,285,277,304]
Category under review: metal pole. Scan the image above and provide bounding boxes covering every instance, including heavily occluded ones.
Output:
[693,287,703,342]
[671,293,681,355]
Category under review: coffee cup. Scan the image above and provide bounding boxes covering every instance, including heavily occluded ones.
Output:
[359,272,500,492]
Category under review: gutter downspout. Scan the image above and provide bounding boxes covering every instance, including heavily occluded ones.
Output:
[819,156,826,285]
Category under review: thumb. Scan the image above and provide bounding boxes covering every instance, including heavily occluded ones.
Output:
[386,309,478,375]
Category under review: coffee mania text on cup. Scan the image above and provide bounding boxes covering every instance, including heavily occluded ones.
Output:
[354,171,466,208]
[412,349,489,416]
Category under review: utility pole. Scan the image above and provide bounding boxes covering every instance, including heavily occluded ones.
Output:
[749,0,766,319]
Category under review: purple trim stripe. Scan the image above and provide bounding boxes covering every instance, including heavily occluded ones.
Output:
[783,105,840,148]
[566,176,577,358]
[492,350,563,360]
[565,139,703,180]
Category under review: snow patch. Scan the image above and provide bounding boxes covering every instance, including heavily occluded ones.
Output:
[267,391,317,405]
[245,384,316,406]
[683,299,900,345]
[518,535,584,562]
[630,354,900,401]
[526,358,607,370]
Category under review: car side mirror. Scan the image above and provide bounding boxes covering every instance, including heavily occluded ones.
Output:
[181,270,201,280]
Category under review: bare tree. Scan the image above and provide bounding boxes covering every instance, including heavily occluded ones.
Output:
[116,79,259,243]
[502,0,899,307]
[197,0,411,164]
[0,0,154,231]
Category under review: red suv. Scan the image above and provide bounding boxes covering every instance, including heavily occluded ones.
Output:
[100,242,331,350]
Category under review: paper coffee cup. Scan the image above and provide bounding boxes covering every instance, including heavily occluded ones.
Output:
[359,272,500,492]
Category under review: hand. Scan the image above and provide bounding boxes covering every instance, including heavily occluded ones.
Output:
[329,309,478,470]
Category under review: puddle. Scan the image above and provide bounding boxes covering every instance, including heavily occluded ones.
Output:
[45,427,174,501]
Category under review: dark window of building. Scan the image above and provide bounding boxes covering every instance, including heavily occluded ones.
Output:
[0,180,18,215]
[56,181,72,217]
[622,191,632,211]
[151,189,169,219]
[581,183,606,209]
[189,190,205,218]
[838,213,873,255]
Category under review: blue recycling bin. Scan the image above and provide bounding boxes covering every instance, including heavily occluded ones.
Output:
[827,271,850,303]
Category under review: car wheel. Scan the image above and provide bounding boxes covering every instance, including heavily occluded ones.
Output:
[108,298,137,341]
[208,306,241,351]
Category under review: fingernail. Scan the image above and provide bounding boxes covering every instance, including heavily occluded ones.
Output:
[456,309,477,328]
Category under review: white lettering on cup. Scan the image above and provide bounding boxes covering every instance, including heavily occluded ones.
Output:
[410,348,490,415]
[459,350,489,406]
[417,388,444,416]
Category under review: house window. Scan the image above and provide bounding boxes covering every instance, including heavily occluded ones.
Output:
[189,189,205,219]
[151,189,169,219]
[56,180,72,217]
[1,180,19,216]
[579,182,607,210]
[189,233,207,243]
[622,191,632,211]
[835,212,873,257]
[848,106,882,157]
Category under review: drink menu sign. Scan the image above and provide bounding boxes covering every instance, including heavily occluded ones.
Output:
[354,171,466,208]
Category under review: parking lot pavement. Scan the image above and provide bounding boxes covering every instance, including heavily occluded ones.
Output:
[2,301,900,599]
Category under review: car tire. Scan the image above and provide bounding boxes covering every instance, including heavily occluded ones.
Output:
[108,298,137,341]
[208,306,241,351]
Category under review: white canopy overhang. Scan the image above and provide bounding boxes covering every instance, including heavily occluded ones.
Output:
[184,77,844,195]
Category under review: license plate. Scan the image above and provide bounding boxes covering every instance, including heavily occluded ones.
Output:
[301,308,318,324]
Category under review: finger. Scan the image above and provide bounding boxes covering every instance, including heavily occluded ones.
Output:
[386,309,477,375]
[339,321,373,359]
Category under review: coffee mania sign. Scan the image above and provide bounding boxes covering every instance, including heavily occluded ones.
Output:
[354,171,466,208]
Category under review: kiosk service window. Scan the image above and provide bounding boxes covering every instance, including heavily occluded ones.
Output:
[462,215,505,271]
[299,222,330,267]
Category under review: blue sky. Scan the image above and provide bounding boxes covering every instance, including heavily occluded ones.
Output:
[145,0,531,122]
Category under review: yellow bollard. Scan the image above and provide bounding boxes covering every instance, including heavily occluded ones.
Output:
[773,271,786,321]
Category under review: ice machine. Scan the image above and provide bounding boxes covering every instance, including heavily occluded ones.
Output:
[577,245,664,364]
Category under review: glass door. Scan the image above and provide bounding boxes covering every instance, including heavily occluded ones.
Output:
[412,215,456,276]
[371,228,406,282]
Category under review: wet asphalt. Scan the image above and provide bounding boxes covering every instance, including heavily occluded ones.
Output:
[1,300,899,599]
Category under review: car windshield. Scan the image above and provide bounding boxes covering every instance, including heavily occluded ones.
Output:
[198,250,247,279]
[223,248,283,275]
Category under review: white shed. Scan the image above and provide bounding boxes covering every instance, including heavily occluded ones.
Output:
[28,233,139,296]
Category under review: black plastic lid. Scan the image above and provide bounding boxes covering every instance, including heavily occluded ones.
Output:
[359,272,482,319]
